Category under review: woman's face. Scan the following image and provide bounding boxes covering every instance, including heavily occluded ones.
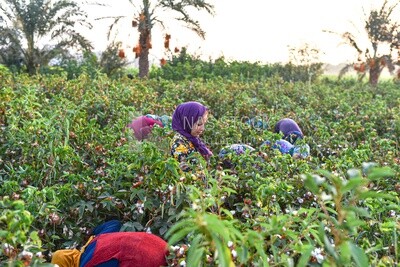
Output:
[191,111,208,137]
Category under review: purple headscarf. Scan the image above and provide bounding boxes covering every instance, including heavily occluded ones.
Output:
[274,118,304,138]
[172,101,213,158]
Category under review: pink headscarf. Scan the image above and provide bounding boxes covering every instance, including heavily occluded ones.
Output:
[127,116,163,141]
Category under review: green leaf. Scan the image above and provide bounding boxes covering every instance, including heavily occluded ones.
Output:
[359,191,395,200]
[220,208,233,219]
[0,230,8,238]
[339,241,352,265]
[320,224,338,261]
[29,231,40,242]
[204,214,231,242]
[367,167,394,180]
[350,243,369,267]
[296,244,313,267]
[211,232,234,267]
[186,235,205,267]
[246,230,269,266]
[159,225,168,236]
[166,219,195,245]
[303,174,319,194]
[344,206,370,218]
[236,245,249,264]
[365,243,383,254]
[342,177,363,193]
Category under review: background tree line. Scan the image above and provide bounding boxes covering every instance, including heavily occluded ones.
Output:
[1,0,400,85]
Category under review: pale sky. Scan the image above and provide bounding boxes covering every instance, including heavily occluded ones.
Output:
[84,0,395,66]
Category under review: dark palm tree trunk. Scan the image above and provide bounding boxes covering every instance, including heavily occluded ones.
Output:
[26,37,36,75]
[138,29,150,78]
[369,64,380,86]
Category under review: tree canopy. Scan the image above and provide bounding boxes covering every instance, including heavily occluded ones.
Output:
[0,0,93,74]
[333,0,400,85]
[97,0,215,78]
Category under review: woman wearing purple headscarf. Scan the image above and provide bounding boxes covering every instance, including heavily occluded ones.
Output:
[263,118,310,159]
[274,118,304,145]
[170,101,212,172]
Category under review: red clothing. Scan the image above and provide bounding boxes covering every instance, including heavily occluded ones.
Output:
[84,232,168,267]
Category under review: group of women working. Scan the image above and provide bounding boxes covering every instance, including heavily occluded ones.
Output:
[127,101,310,173]
[51,101,310,266]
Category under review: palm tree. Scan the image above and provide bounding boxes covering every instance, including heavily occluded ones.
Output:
[98,0,214,78]
[0,0,93,74]
[329,0,400,86]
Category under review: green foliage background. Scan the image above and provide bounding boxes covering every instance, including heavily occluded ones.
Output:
[0,62,399,266]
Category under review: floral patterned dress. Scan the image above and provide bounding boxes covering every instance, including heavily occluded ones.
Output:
[170,133,211,183]
[170,133,198,172]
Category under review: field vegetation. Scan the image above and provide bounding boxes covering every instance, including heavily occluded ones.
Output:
[1,0,400,266]
[0,57,399,266]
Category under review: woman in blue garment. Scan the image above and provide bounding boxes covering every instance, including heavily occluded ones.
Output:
[263,118,310,159]
[274,118,304,145]
[218,144,256,169]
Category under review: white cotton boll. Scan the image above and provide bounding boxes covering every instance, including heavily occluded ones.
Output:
[3,243,13,249]
[316,254,324,263]
[20,251,33,258]
[231,249,237,258]
[313,175,326,185]
[22,251,33,256]
[321,192,332,201]
[347,168,361,178]
[311,247,325,263]
[171,245,180,251]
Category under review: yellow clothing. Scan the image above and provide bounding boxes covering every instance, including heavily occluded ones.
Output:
[51,236,93,267]
[170,133,196,162]
[51,248,81,267]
